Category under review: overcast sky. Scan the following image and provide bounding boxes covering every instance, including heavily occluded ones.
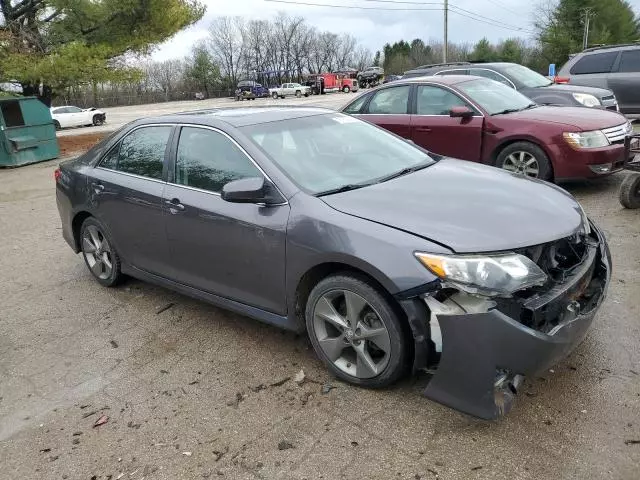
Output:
[152,0,640,60]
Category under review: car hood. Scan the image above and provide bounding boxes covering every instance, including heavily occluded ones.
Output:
[500,105,626,130]
[532,83,614,98]
[321,159,583,253]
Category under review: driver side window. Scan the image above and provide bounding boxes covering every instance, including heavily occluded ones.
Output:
[416,85,471,115]
[175,127,262,193]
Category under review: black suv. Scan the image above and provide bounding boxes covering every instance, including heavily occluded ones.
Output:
[557,44,640,117]
[403,62,619,111]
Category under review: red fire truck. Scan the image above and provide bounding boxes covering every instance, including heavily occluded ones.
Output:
[304,72,359,94]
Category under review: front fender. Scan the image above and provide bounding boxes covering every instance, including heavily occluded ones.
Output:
[284,194,448,322]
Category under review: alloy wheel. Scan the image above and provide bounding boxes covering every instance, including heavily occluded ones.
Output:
[502,151,540,177]
[82,225,113,280]
[312,289,391,379]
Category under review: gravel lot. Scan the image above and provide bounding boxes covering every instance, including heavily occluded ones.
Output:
[56,94,355,137]
[1,107,640,479]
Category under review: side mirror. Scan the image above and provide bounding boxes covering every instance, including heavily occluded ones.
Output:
[449,106,474,119]
[221,177,281,205]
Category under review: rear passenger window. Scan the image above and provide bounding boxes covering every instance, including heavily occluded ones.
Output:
[117,126,172,180]
[618,49,640,73]
[570,52,619,74]
[99,145,119,169]
[343,94,369,114]
[469,68,513,87]
[367,86,410,114]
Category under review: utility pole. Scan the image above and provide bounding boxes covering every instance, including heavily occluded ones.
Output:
[582,8,593,50]
[443,0,448,62]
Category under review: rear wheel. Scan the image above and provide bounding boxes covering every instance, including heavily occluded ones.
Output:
[80,217,123,287]
[619,173,640,209]
[272,92,278,99]
[295,90,302,98]
[495,142,552,180]
[305,274,408,388]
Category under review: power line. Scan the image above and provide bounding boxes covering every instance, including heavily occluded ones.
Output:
[263,0,443,11]
[483,0,522,16]
[357,0,535,34]
[449,8,536,34]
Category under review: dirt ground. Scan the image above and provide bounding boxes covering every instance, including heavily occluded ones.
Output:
[57,133,108,157]
[0,155,639,479]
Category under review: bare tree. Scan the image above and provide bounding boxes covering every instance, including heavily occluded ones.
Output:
[145,59,185,101]
[209,17,245,85]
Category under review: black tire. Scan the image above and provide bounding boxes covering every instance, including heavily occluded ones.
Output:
[619,173,640,209]
[92,115,104,126]
[304,93,309,97]
[495,141,553,181]
[80,217,124,287]
[305,274,408,388]
[272,92,278,99]
[295,90,302,98]
[342,85,350,93]
[53,120,61,130]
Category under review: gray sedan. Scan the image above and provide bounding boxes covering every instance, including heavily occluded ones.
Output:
[55,107,610,419]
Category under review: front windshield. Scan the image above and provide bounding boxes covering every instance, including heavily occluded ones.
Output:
[458,78,534,115]
[503,64,552,88]
[242,114,435,195]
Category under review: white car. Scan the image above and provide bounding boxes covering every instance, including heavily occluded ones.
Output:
[50,106,106,129]
[269,83,311,99]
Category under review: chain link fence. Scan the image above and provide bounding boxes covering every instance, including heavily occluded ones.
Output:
[52,89,237,108]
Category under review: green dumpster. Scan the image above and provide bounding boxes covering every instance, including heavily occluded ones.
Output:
[0,97,59,167]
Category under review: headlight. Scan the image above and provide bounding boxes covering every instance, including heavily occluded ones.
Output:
[563,130,609,149]
[572,93,601,107]
[415,252,547,297]
[577,203,591,235]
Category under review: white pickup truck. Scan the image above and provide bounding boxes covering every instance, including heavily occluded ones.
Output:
[269,83,311,99]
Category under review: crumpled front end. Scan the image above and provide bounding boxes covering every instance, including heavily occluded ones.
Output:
[401,222,611,420]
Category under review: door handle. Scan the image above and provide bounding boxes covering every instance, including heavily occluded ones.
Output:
[415,127,432,133]
[165,198,185,213]
[91,182,104,193]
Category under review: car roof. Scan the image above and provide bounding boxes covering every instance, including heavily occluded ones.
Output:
[389,75,478,86]
[406,62,517,74]
[138,106,335,128]
[580,43,640,53]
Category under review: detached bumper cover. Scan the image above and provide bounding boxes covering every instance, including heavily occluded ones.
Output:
[420,226,611,420]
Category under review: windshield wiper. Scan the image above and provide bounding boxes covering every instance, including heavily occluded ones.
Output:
[492,103,537,115]
[315,182,374,197]
[376,161,432,183]
[492,108,523,115]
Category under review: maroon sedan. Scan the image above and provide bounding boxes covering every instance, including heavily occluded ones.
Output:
[342,75,635,181]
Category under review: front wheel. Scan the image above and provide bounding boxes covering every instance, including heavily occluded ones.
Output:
[92,115,104,126]
[619,173,640,209]
[305,274,408,388]
[80,217,123,287]
[495,142,552,180]
[342,86,350,93]
[53,120,61,130]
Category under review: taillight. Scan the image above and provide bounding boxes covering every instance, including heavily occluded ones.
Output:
[54,168,61,182]
[554,76,570,84]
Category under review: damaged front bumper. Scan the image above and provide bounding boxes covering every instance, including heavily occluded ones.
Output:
[399,224,611,420]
